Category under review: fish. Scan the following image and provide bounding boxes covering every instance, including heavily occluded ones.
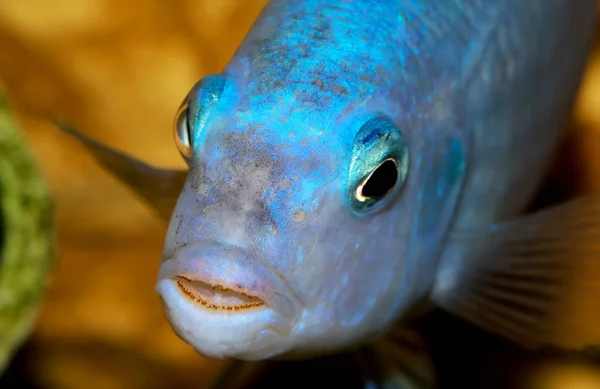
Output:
[56,0,600,387]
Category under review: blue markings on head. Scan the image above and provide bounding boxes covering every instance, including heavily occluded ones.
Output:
[187,75,229,152]
[225,1,422,136]
[178,1,476,242]
[361,126,388,146]
[202,2,415,236]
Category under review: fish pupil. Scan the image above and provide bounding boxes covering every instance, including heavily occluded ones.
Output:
[361,159,398,199]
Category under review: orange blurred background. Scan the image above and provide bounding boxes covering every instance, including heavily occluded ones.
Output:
[0,1,599,388]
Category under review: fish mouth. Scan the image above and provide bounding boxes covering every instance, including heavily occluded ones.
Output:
[156,242,301,338]
[174,275,266,311]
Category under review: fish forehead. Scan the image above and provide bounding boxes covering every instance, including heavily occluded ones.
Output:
[192,0,494,242]
[189,0,529,233]
[181,0,534,251]
[227,102,350,158]
[225,1,499,116]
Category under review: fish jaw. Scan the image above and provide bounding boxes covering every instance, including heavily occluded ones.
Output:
[155,242,303,360]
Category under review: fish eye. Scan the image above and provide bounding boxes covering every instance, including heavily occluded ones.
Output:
[174,99,193,161]
[347,117,409,215]
[172,74,229,163]
[356,158,399,201]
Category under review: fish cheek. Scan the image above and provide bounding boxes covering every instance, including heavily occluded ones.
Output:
[328,201,417,330]
[290,205,402,328]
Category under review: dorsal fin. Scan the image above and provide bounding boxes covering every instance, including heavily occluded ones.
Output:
[55,121,187,221]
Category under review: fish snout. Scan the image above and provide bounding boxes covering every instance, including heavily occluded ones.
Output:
[155,242,301,359]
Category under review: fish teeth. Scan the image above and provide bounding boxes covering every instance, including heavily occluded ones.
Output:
[175,276,265,311]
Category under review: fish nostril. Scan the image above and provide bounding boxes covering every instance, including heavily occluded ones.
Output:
[292,210,306,222]
[175,275,265,311]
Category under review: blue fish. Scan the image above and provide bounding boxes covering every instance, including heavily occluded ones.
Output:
[57,0,599,387]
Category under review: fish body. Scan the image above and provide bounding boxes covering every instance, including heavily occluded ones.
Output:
[158,0,598,359]
[56,0,600,386]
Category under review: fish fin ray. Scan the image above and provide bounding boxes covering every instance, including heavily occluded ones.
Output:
[55,121,187,220]
[432,195,600,351]
[209,360,270,389]
[354,326,436,389]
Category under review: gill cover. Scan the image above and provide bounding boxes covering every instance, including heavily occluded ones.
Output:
[397,128,469,315]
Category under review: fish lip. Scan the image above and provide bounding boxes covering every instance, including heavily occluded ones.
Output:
[157,242,301,330]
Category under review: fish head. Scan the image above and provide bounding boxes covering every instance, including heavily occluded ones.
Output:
[155,73,442,361]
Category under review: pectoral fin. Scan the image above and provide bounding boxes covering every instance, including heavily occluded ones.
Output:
[353,326,436,389]
[432,195,600,353]
[55,121,187,221]
[209,360,270,389]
